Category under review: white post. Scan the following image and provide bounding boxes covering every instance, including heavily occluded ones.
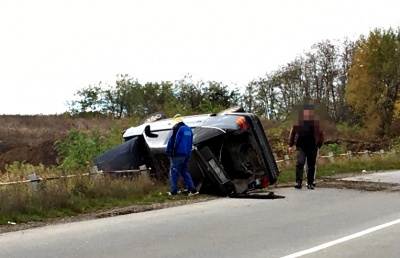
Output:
[284,155,290,166]
[28,174,39,191]
[328,152,334,163]
[364,150,369,161]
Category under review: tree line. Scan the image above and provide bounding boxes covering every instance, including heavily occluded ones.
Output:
[243,37,356,123]
[67,74,241,119]
[68,26,400,137]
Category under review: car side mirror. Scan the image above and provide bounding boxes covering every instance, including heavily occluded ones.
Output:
[144,125,158,138]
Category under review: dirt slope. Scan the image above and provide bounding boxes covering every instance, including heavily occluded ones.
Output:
[0,140,58,171]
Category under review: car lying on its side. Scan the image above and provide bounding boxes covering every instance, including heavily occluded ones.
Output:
[93,107,279,196]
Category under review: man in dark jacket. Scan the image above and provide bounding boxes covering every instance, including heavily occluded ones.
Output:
[288,105,324,189]
[165,114,199,196]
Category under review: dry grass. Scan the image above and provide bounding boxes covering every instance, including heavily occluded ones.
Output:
[0,174,161,224]
[0,162,81,182]
[0,115,122,147]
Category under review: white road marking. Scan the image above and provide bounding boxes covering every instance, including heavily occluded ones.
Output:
[281,218,400,258]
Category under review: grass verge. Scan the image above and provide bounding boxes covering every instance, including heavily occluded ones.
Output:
[276,154,400,184]
[0,174,203,225]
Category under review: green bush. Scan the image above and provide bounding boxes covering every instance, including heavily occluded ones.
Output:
[390,136,400,152]
[54,128,103,170]
[320,143,347,156]
[54,123,125,171]
[336,123,362,139]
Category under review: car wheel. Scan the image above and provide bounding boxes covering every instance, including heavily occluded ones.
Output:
[140,112,167,125]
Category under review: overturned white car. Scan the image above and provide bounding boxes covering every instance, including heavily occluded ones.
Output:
[93,107,280,196]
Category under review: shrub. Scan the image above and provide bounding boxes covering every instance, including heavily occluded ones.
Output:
[54,123,125,171]
[54,128,103,170]
[336,123,362,139]
[320,143,347,156]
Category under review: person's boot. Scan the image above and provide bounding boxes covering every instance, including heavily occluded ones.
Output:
[294,180,302,189]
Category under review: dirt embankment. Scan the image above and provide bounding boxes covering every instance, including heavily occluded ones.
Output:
[0,114,119,173]
[0,139,58,172]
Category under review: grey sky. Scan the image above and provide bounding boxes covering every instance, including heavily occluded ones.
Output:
[1,0,399,115]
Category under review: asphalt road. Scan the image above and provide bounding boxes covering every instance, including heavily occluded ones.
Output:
[1,186,400,258]
[341,170,400,184]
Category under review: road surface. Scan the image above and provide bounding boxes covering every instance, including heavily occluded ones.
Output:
[341,170,400,184]
[1,172,400,258]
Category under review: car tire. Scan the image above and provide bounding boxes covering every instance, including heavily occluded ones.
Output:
[140,112,167,125]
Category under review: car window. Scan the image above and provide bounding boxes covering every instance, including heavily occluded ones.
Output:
[144,130,173,148]
[144,127,196,148]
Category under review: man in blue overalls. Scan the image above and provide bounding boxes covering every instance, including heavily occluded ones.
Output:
[166,114,199,196]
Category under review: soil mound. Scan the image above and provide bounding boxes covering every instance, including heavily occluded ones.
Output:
[0,141,58,171]
[0,137,13,155]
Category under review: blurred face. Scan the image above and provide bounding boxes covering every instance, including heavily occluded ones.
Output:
[303,109,314,120]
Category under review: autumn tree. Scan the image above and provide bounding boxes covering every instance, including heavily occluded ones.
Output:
[101,74,141,118]
[67,74,143,118]
[67,84,104,117]
[335,38,358,123]
[173,74,205,114]
[200,81,240,113]
[134,81,177,116]
[346,27,400,136]
[172,74,240,114]
[242,80,257,113]
[246,38,356,123]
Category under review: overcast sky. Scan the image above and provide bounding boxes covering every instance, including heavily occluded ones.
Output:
[1,0,399,115]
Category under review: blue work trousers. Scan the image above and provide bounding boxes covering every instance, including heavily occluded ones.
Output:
[169,156,195,194]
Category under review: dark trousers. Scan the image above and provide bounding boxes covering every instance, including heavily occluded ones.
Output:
[295,147,318,184]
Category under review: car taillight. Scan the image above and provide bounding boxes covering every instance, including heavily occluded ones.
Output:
[262,176,269,188]
[235,116,249,130]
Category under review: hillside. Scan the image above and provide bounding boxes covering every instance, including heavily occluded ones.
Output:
[0,115,118,172]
